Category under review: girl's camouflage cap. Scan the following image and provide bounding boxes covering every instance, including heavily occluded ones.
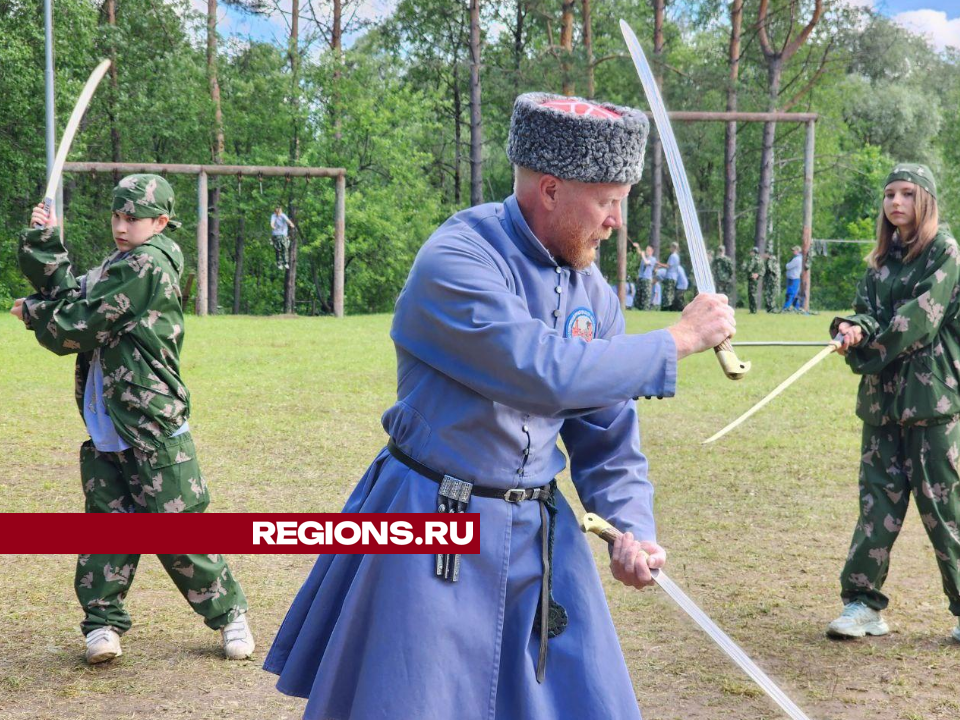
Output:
[111,174,182,229]
[506,93,649,184]
[885,163,937,200]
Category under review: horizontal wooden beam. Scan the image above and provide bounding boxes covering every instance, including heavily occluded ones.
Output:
[651,111,818,123]
[64,162,345,178]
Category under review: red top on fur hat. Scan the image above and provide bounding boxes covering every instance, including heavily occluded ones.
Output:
[541,99,622,120]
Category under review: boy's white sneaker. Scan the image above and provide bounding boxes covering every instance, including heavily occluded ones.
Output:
[952,621,960,643]
[221,614,255,660]
[827,601,890,638]
[85,627,122,664]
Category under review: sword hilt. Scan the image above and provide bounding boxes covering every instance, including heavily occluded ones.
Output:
[32,197,54,230]
[714,338,751,380]
[581,513,621,544]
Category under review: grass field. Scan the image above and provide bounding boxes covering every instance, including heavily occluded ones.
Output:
[1,309,959,720]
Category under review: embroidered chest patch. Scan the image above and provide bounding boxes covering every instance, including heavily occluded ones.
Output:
[564,307,597,341]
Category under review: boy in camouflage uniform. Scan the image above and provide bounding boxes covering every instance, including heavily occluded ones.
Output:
[828,164,960,643]
[11,175,255,664]
[711,245,735,300]
[762,243,780,313]
[744,247,762,314]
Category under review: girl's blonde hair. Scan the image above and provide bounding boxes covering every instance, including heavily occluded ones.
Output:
[868,183,939,269]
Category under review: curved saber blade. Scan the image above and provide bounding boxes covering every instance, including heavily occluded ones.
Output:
[37,59,112,225]
[703,335,843,444]
[619,20,749,380]
[582,513,816,720]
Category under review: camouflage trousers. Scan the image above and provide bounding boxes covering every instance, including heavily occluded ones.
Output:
[840,421,960,616]
[762,275,780,313]
[636,278,652,310]
[272,234,290,269]
[76,435,248,635]
[747,279,759,314]
[661,279,677,311]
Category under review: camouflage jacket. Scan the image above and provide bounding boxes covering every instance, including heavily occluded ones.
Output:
[711,255,734,286]
[744,254,763,280]
[18,226,190,451]
[831,227,960,426]
[763,255,780,279]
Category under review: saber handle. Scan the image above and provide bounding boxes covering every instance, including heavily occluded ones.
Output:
[32,197,55,230]
[581,513,622,544]
[714,338,751,380]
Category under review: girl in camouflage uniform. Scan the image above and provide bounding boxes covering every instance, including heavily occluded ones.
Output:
[11,175,254,664]
[828,164,960,644]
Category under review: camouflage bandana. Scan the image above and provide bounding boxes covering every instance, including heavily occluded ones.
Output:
[111,174,182,230]
[885,163,937,200]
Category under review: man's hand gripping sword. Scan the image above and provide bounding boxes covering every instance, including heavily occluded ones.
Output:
[620,20,749,380]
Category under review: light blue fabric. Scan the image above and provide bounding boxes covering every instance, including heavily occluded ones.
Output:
[639,253,655,280]
[665,251,680,280]
[265,194,678,720]
[676,265,689,291]
[785,254,802,280]
[271,211,291,236]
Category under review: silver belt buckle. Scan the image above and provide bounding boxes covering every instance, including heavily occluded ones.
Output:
[503,488,526,503]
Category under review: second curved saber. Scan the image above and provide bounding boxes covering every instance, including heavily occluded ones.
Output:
[703,334,843,444]
[619,20,749,380]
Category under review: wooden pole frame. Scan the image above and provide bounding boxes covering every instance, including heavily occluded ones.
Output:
[63,161,347,317]
[616,111,817,311]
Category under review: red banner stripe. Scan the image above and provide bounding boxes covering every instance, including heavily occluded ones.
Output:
[0,513,479,554]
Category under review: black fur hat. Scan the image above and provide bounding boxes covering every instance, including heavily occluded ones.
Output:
[506,93,649,184]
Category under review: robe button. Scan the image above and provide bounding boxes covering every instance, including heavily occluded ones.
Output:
[553,309,561,318]
[522,424,529,432]
[555,267,562,274]
[555,286,562,294]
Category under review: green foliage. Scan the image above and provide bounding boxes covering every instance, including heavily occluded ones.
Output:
[0,0,956,314]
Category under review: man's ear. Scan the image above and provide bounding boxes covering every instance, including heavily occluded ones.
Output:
[539,174,561,210]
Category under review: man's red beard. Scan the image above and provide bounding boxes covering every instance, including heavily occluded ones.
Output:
[553,210,611,270]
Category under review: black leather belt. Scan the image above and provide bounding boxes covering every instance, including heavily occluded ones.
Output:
[386,439,563,683]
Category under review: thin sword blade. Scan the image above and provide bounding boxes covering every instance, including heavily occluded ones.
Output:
[619,20,714,293]
[651,569,815,720]
[43,59,112,203]
[703,338,841,444]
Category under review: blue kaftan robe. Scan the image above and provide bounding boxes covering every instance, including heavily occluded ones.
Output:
[264,195,678,720]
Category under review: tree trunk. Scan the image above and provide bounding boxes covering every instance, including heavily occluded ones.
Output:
[722,0,742,270]
[582,0,593,98]
[332,0,342,147]
[753,57,781,253]
[649,0,665,257]
[284,0,300,314]
[453,65,462,205]
[469,0,483,206]
[206,0,224,314]
[104,0,120,179]
[233,214,244,314]
[513,0,525,98]
[560,0,575,96]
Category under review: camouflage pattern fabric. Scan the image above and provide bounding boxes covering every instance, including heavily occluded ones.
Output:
[744,252,762,314]
[18,225,190,452]
[831,228,960,427]
[111,174,181,229]
[711,254,735,298]
[839,420,960,616]
[762,255,780,313]
[75,435,247,635]
[636,278,652,311]
[272,234,291,270]
[661,278,676,311]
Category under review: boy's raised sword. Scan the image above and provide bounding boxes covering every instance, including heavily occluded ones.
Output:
[619,20,749,380]
[35,59,112,228]
[582,513,815,720]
